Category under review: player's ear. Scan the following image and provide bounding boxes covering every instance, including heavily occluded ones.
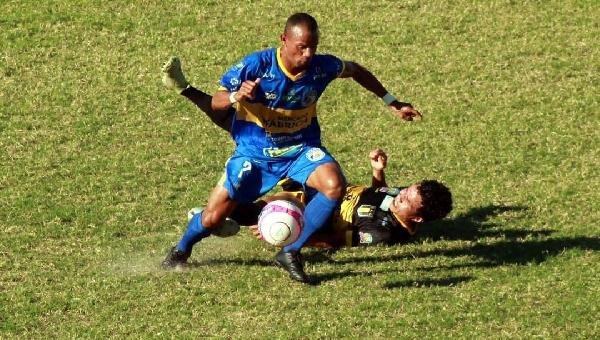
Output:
[280,32,286,44]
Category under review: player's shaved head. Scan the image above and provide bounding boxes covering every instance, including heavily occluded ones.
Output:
[284,12,319,37]
[280,12,320,74]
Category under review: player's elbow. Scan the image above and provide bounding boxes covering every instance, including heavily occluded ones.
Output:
[344,61,367,79]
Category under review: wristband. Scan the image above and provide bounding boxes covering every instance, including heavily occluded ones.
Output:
[382,93,397,105]
[229,91,238,104]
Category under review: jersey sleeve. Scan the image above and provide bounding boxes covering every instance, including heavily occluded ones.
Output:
[319,54,345,80]
[219,54,261,92]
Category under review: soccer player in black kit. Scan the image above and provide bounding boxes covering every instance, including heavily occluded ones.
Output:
[239,148,453,248]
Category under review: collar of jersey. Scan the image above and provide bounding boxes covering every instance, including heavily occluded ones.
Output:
[276,47,305,81]
[378,193,416,234]
[391,210,418,236]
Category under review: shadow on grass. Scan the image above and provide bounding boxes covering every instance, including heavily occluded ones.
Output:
[327,204,598,265]
[418,204,550,241]
[186,204,599,286]
[188,248,341,269]
[416,204,599,266]
[312,204,598,284]
[383,276,473,289]
[420,236,600,267]
[308,267,410,286]
[187,258,274,268]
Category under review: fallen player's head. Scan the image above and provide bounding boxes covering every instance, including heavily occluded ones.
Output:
[391,180,453,224]
[416,180,453,222]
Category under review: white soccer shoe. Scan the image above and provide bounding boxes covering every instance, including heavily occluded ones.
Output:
[187,207,240,238]
[161,56,190,94]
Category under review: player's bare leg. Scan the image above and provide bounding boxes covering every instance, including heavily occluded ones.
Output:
[275,162,345,283]
[305,163,346,200]
[200,186,238,229]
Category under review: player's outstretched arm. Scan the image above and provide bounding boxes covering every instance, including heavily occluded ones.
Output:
[369,148,388,188]
[339,61,422,121]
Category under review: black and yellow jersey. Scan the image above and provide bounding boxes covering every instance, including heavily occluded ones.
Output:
[329,185,417,247]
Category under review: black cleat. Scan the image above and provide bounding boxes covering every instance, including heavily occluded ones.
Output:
[274,250,309,283]
[161,246,190,269]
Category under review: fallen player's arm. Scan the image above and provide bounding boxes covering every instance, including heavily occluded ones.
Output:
[371,168,386,188]
[369,148,388,188]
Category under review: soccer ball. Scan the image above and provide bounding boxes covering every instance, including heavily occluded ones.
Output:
[258,199,303,247]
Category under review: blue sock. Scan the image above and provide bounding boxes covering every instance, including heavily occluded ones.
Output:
[176,212,211,254]
[283,192,338,253]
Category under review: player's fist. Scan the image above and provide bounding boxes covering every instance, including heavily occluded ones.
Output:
[236,78,261,101]
[369,148,387,171]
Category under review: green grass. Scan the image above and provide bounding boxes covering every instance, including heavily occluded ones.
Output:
[1,0,599,338]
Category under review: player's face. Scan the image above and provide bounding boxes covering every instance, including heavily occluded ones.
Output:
[390,184,424,223]
[281,25,319,72]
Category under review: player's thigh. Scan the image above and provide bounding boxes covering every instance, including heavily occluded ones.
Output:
[221,155,281,203]
[287,147,346,198]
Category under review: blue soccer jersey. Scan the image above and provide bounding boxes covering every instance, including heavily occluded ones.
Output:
[219,47,345,159]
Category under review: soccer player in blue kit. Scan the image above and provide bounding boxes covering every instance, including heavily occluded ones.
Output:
[162,12,422,283]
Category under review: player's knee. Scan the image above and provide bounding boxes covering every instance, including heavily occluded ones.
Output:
[321,177,345,200]
[201,209,226,229]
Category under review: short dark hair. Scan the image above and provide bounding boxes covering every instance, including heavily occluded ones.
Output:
[416,180,453,222]
[285,12,319,35]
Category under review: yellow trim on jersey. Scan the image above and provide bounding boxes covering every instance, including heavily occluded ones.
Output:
[338,186,365,226]
[236,101,316,134]
[276,47,305,81]
[330,185,366,246]
[392,211,419,236]
[276,48,346,80]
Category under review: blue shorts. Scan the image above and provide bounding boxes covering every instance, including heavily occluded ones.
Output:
[220,146,339,203]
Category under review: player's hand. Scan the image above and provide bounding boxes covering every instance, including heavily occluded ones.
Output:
[249,225,263,240]
[235,78,261,101]
[389,101,422,121]
[369,148,387,171]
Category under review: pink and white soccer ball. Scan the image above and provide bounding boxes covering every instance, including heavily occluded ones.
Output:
[258,199,304,247]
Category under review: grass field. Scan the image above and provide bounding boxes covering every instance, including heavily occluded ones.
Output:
[1,0,599,338]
